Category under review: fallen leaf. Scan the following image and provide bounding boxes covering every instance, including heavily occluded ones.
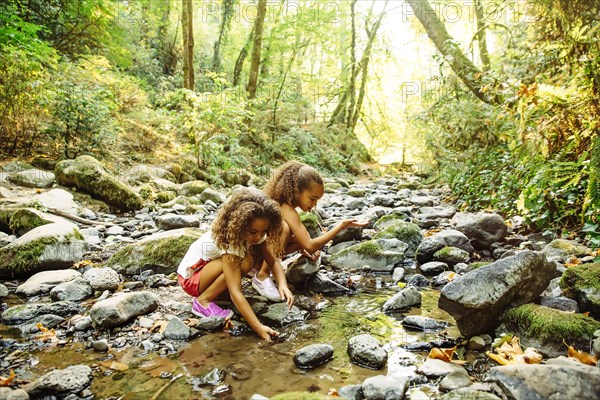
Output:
[582,311,590,317]
[35,323,58,342]
[0,370,15,386]
[565,257,582,268]
[139,358,175,378]
[397,282,406,288]
[223,319,234,331]
[564,340,598,366]
[99,361,129,371]
[424,228,442,237]
[486,351,516,365]
[72,260,93,270]
[151,320,168,333]
[428,346,457,362]
[487,336,543,365]
[447,272,456,281]
[327,388,340,397]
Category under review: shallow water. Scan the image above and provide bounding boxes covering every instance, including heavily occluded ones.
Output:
[5,288,458,399]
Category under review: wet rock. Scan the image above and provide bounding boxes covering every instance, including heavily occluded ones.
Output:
[73,315,92,331]
[33,188,81,216]
[418,359,466,378]
[194,317,226,332]
[15,269,81,297]
[347,334,388,370]
[432,271,458,288]
[559,262,600,319]
[416,229,474,264]
[154,213,200,230]
[433,247,470,265]
[260,303,308,327]
[50,277,93,301]
[541,239,590,263]
[19,314,64,334]
[539,296,579,312]
[361,374,410,400]
[373,221,423,257]
[286,255,320,285]
[402,316,448,331]
[332,226,363,245]
[8,168,55,188]
[440,369,472,392]
[0,387,29,400]
[487,358,600,400]
[338,384,362,400]
[90,291,159,328]
[420,261,448,275]
[82,267,120,291]
[192,367,225,387]
[293,343,334,368]
[106,228,202,275]
[451,212,507,250]
[2,301,82,324]
[0,222,86,279]
[305,272,352,295]
[468,336,486,351]
[392,267,405,283]
[0,283,8,298]
[55,155,143,211]
[92,339,109,352]
[382,287,421,312]
[439,384,504,400]
[24,364,92,397]
[163,316,190,340]
[439,251,556,337]
[329,239,405,273]
[405,274,429,288]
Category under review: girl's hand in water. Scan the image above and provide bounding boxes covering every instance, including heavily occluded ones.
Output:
[258,324,280,342]
[279,286,294,309]
[342,218,369,228]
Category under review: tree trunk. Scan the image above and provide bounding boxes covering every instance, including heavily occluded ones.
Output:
[246,0,267,99]
[212,0,236,72]
[346,0,358,129]
[233,27,254,86]
[181,0,195,90]
[475,0,491,71]
[405,0,499,104]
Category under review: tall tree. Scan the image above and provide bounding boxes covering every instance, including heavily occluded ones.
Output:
[181,0,194,90]
[157,1,177,76]
[233,27,254,86]
[246,0,267,99]
[212,0,236,72]
[474,0,490,71]
[405,0,499,104]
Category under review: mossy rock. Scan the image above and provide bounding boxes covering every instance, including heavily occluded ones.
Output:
[0,223,86,279]
[469,261,492,270]
[373,221,423,256]
[155,191,177,203]
[433,246,470,265]
[560,263,600,319]
[373,213,409,231]
[347,188,367,197]
[324,182,342,193]
[106,228,202,275]
[8,208,64,236]
[299,212,321,238]
[179,180,210,196]
[501,303,600,352]
[329,239,405,272]
[55,155,143,212]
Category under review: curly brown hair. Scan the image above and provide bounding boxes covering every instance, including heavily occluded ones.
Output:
[263,161,324,205]
[211,187,284,259]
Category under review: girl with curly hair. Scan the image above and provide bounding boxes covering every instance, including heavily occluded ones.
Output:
[177,187,293,341]
[252,161,367,296]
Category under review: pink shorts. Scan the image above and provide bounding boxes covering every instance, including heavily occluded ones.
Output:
[178,259,209,297]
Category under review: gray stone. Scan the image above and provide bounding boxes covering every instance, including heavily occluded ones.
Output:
[90,291,159,328]
[361,374,410,400]
[409,195,434,206]
[433,271,460,288]
[286,255,320,284]
[420,261,448,275]
[154,213,200,230]
[180,180,209,196]
[0,387,29,400]
[416,205,457,220]
[487,361,600,400]
[8,169,55,188]
[33,188,81,216]
[19,314,64,334]
[293,343,334,368]
[0,187,16,199]
[0,222,86,279]
[92,339,109,352]
[439,369,473,392]
[347,334,388,370]
[73,315,92,331]
[593,329,600,358]
[24,365,92,397]
[50,278,93,301]
[105,225,125,236]
[199,188,223,204]
[332,226,363,244]
[439,384,504,400]
[329,238,405,273]
[82,267,120,291]
[418,359,466,378]
[402,315,448,331]
[2,301,82,324]
[382,287,422,312]
[338,385,362,400]
[0,283,8,297]
[392,267,405,283]
[416,229,474,264]
[439,251,556,337]
[260,303,308,327]
[451,212,507,249]
[327,240,358,255]
[541,239,590,263]
[15,270,82,297]
[196,316,226,331]
[539,296,579,313]
[433,247,470,265]
[468,336,486,351]
[347,199,368,210]
[306,272,352,295]
[163,316,190,340]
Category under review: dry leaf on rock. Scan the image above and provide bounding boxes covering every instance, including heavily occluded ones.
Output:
[564,340,599,366]
[0,370,15,386]
[428,346,457,362]
[487,336,543,365]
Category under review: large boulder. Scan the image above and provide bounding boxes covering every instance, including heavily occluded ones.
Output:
[347,334,388,370]
[55,155,143,211]
[559,263,600,319]
[329,239,405,273]
[487,358,600,400]
[438,251,556,337]
[0,222,86,279]
[15,269,82,297]
[24,365,92,398]
[7,168,55,188]
[90,291,159,328]
[106,228,202,275]
[3,208,65,236]
[33,188,82,215]
[416,229,474,264]
[451,212,507,249]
